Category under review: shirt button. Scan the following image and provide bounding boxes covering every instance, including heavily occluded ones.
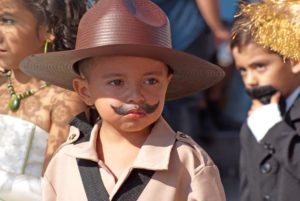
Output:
[263,195,271,201]
[264,142,274,150]
[69,133,77,140]
[264,142,275,154]
[179,133,187,138]
[260,162,272,174]
[263,142,270,149]
[268,148,275,154]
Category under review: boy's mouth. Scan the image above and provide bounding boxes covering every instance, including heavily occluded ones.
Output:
[125,109,147,118]
[126,108,145,115]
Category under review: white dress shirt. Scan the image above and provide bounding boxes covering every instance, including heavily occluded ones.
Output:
[247,86,300,142]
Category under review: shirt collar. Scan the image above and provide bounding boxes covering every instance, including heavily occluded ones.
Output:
[62,117,176,171]
[132,117,176,170]
[69,112,93,144]
[61,123,100,162]
[286,86,300,111]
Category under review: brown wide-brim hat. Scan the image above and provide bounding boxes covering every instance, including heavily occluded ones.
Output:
[20,0,224,100]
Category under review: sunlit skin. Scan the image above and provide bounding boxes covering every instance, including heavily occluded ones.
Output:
[0,0,49,74]
[0,0,86,172]
[232,42,300,115]
[73,56,172,180]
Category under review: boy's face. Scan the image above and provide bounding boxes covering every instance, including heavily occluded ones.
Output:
[74,56,172,133]
[232,42,300,97]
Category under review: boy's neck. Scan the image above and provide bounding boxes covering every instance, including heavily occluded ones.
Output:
[99,121,152,148]
[96,121,153,180]
[284,82,300,98]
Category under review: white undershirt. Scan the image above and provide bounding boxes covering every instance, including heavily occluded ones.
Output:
[247,86,300,142]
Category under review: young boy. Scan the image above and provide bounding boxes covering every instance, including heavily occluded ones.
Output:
[20,0,226,200]
[230,1,300,201]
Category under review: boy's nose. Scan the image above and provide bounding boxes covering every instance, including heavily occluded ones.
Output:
[245,72,258,88]
[126,86,145,104]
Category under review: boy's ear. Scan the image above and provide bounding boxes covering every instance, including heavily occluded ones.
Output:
[291,60,300,74]
[167,73,173,84]
[73,78,94,106]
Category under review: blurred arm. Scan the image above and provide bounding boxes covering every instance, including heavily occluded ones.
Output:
[195,0,229,42]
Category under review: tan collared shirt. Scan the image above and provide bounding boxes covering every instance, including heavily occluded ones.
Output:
[43,117,226,201]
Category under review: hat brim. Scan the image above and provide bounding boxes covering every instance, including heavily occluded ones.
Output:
[20,44,224,100]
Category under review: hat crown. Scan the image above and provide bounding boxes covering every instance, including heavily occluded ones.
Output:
[76,0,171,50]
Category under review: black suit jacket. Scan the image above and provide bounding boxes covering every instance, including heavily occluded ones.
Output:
[240,96,300,201]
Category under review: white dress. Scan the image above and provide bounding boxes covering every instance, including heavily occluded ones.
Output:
[0,115,48,201]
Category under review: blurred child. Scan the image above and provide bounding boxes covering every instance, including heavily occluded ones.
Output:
[231,1,300,201]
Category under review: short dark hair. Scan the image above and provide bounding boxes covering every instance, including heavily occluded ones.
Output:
[230,14,254,50]
[75,58,93,78]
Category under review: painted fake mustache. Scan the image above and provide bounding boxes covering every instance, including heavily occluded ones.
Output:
[111,102,160,115]
[246,85,277,104]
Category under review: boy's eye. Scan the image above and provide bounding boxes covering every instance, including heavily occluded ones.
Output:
[145,78,158,85]
[108,79,123,86]
[238,67,247,76]
[254,63,266,71]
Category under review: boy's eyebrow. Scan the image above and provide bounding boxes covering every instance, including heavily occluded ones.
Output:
[248,60,268,67]
[102,73,124,79]
[101,71,165,78]
[143,70,164,76]
[235,62,260,69]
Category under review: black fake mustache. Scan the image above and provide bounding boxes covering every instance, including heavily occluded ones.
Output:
[246,85,277,104]
[111,102,160,115]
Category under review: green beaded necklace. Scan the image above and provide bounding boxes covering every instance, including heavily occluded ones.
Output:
[4,70,50,112]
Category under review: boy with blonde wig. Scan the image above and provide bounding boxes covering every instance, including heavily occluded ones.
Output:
[231,0,300,200]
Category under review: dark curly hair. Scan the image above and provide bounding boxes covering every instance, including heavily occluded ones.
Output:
[20,0,87,51]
